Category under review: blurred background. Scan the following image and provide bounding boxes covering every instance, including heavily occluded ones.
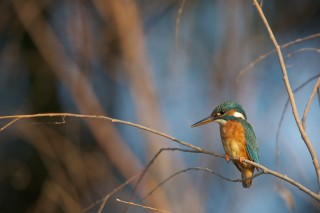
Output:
[0,0,320,212]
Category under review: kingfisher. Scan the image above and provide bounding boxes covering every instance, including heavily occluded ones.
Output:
[191,101,259,188]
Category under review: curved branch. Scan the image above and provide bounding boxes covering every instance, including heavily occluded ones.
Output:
[302,78,320,129]
[276,75,320,171]
[287,48,320,58]
[84,172,141,213]
[237,34,320,82]
[141,167,264,201]
[244,159,320,201]
[0,113,223,158]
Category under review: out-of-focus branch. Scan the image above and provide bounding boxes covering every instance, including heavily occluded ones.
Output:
[252,0,320,193]
[237,33,320,82]
[302,78,320,129]
[175,0,187,50]
[94,0,196,210]
[287,48,320,58]
[10,0,159,203]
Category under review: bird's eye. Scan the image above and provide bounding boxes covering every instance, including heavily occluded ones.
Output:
[219,110,225,115]
[215,111,225,117]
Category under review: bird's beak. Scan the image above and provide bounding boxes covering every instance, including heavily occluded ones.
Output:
[191,116,215,128]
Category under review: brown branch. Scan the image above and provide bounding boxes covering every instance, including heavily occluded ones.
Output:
[253,0,320,193]
[1,112,320,201]
[276,75,320,172]
[125,147,205,212]
[141,167,264,201]
[237,33,320,82]
[98,173,141,213]
[130,147,203,199]
[116,198,171,213]
[243,159,320,202]
[0,113,223,158]
[302,78,320,129]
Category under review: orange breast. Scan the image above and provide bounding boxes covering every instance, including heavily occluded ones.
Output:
[220,120,249,160]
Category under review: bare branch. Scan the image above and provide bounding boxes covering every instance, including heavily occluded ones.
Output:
[244,159,320,201]
[253,0,320,193]
[125,147,202,213]
[131,148,203,198]
[116,198,171,213]
[83,172,140,212]
[141,167,263,201]
[302,78,320,129]
[287,48,320,58]
[237,33,320,82]
[276,75,320,170]
[0,113,223,158]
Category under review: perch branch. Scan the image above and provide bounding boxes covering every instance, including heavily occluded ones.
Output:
[1,113,320,201]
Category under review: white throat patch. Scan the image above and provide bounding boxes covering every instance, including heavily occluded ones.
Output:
[233,112,246,120]
[214,119,227,125]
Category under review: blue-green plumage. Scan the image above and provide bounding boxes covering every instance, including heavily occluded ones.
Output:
[191,100,260,188]
[211,100,247,120]
[238,119,259,164]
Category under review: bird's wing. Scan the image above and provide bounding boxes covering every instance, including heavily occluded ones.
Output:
[242,121,259,164]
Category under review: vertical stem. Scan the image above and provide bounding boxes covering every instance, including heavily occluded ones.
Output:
[252,0,320,193]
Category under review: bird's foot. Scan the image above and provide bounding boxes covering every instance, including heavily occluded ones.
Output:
[239,157,246,164]
[225,154,230,162]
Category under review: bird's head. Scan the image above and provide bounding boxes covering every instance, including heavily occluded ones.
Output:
[191,101,247,127]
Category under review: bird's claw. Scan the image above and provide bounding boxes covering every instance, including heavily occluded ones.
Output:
[225,154,230,162]
[239,157,246,164]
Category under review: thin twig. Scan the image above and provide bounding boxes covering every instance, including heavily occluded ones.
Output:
[237,33,320,82]
[253,0,320,193]
[276,75,320,171]
[287,48,320,58]
[130,147,203,198]
[302,78,320,129]
[116,198,171,213]
[125,147,202,213]
[142,167,264,201]
[0,117,20,131]
[83,172,141,213]
[243,159,320,201]
[0,113,223,158]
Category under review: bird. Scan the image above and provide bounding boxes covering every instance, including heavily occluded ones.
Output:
[191,100,259,188]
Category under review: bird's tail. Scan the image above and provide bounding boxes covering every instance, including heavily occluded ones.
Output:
[241,168,254,188]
